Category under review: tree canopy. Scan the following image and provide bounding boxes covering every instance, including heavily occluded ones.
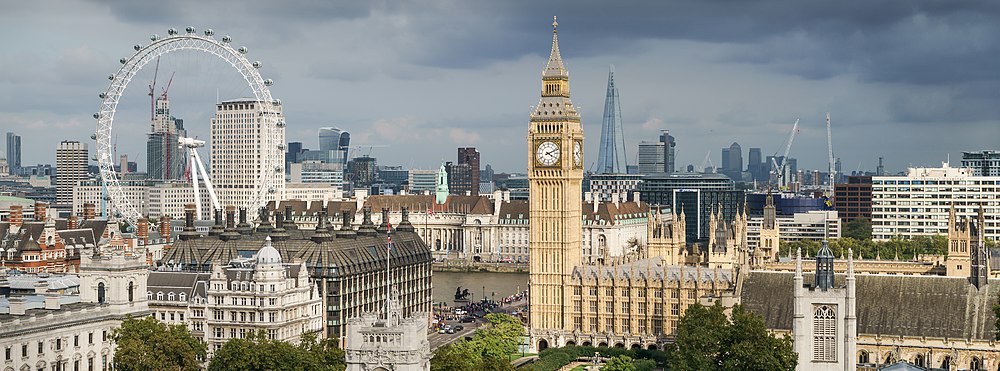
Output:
[842,218,872,241]
[111,316,207,371]
[780,235,946,261]
[208,331,345,371]
[668,302,796,371]
[431,313,525,371]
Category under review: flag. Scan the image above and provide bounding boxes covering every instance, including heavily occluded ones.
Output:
[427,208,434,215]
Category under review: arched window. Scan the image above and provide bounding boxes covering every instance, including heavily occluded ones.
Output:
[812,305,837,362]
[168,292,175,301]
[970,357,983,371]
[858,350,869,364]
[157,292,164,300]
[179,293,187,302]
[940,356,952,369]
[147,292,152,300]
[913,354,925,368]
[128,281,134,302]
[97,283,106,304]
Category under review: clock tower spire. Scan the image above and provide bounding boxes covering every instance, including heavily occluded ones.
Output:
[528,16,585,349]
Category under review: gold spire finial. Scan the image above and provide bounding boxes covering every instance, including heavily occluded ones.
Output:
[553,16,558,33]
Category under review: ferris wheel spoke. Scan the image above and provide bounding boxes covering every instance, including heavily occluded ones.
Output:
[95,29,281,229]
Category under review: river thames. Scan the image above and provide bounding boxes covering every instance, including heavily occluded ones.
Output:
[431,271,529,306]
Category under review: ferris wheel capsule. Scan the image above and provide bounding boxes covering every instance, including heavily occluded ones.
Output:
[93,113,100,119]
[263,79,273,86]
[272,99,281,106]
[168,28,178,36]
[108,74,115,80]
[204,29,214,36]
[91,134,97,140]
[185,26,196,34]
[150,34,159,41]
[277,143,286,150]
[91,155,98,161]
[119,58,127,64]
[99,93,106,99]
[274,166,282,173]
[276,119,286,127]
[268,187,276,194]
[222,35,231,43]
[134,44,142,51]
[238,46,248,54]
[252,61,262,69]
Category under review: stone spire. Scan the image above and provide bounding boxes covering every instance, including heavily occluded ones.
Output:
[543,16,567,80]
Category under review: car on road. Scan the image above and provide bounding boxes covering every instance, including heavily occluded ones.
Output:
[453,325,464,331]
[460,316,475,323]
[446,327,455,334]
[438,328,446,334]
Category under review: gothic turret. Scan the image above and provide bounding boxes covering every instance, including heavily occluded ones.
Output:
[815,240,835,291]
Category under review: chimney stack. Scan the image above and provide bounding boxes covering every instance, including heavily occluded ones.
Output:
[159,215,171,241]
[9,205,23,227]
[8,296,26,316]
[137,218,149,244]
[44,293,62,310]
[83,203,96,220]
[179,204,199,241]
[34,202,47,221]
[33,281,48,295]
[68,215,79,230]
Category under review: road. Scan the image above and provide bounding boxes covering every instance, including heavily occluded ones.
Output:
[428,299,528,351]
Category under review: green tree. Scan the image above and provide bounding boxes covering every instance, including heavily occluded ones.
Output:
[431,313,524,371]
[842,218,872,241]
[208,330,343,371]
[111,316,206,371]
[668,303,796,371]
[602,355,636,371]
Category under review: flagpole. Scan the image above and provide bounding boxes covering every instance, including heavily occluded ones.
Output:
[386,214,392,320]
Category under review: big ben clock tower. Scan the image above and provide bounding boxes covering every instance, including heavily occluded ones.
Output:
[528,16,584,349]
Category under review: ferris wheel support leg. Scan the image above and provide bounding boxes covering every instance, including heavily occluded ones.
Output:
[191,151,202,221]
[191,149,221,212]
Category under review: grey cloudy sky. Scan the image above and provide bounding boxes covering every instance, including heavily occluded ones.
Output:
[2,1,998,174]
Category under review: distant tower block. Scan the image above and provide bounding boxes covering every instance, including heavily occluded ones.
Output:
[596,65,627,174]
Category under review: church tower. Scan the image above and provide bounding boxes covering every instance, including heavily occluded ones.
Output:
[528,16,585,349]
[947,204,972,277]
[759,192,780,261]
[792,243,856,371]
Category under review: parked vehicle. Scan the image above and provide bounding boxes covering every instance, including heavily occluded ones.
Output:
[453,325,464,331]
[460,316,475,323]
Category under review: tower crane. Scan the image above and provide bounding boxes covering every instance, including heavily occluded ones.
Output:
[700,150,715,173]
[826,113,835,194]
[770,118,799,189]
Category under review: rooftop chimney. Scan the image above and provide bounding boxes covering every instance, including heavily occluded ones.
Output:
[159,215,171,241]
[209,209,224,236]
[255,207,273,234]
[44,293,61,310]
[33,202,47,221]
[270,210,290,242]
[220,206,240,241]
[357,207,377,236]
[283,205,298,230]
[8,296,26,316]
[236,208,253,235]
[9,205,23,227]
[83,203,96,220]
[68,215,79,230]
[397,206,415,232]
[336,210,356,239]
[33,281,48,295]
[136,218,149,244]
[311,211,332,243]
[179,204,199,241]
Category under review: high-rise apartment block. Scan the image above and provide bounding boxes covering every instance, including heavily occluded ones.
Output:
[834,175,872,223]
[210,99,285,210]
[6,132,21,175]
[456,148,480,196]
[56,141,88,207]
[147,95,187,181]
[659,130,676,174]
[871,163,999,240]
[961,150,1000,176]
[637,141,664,174]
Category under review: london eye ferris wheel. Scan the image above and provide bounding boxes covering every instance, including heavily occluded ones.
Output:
[94,27,285,228]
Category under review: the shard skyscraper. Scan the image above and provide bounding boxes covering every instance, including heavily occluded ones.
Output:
[596,65,627,174]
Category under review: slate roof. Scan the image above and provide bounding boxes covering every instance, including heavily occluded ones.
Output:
[162,215,431,278]
[740,271,999,341]
[147,271,210,300]
[571,258,734,286]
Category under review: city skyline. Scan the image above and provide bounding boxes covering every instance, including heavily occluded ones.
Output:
[1,2,999,174]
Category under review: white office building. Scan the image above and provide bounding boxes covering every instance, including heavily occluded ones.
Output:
[56,141,89,207]
[407,170,437,194]
[210,99,285,210]
[871,163,1000,240]
[747,210,840,250]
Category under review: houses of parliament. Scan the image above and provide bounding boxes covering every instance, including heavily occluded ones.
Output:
[527,18,999,370]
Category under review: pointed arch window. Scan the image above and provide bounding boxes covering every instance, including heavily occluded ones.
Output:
[812,305,837,362]
[97,283,106,304]
[128,281,134,302]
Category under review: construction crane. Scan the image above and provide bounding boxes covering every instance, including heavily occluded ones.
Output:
[770,118,799,189]
[700,150,715,173]
[826,113,835,194]
[148,57,160,121]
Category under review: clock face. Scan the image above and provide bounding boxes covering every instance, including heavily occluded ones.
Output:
[573,141,582,167]
[536,141,560,166]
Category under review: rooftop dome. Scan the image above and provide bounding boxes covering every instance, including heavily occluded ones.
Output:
[256,236,282,265]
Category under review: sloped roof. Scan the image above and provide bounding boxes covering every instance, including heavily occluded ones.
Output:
[741,271,999,340]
